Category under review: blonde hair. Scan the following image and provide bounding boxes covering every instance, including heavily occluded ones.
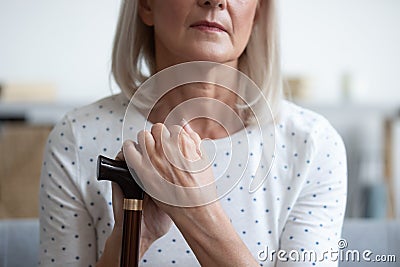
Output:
[111,0,283,116]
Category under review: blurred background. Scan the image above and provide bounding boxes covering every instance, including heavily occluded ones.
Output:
[0,0,399,266]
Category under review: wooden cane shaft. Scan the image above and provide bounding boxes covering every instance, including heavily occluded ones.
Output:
[121,201,142,267]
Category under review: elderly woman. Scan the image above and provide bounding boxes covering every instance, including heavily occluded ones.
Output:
[39,0,347,266]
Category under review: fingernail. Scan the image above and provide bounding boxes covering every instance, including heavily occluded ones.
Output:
[133,141,142,154]
[181,118,187,126]
[181,118,194,132]
[123,140,134,148]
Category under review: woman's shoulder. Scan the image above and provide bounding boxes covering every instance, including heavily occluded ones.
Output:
[52,93,127,130]
[48,93,129,145]
[276,100,344,146]
[63,93,128,123]
[44,93,131,176]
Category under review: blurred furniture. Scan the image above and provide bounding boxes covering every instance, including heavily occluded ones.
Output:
[393,119,400,218]
[0,100,76,219]
[340,219,399,267]
[283,75,313,101]
[384,116,400,218]
[0,124,51,218]
[0,83,56,103]
[0,219,39,267]
[0,219,399,267]
[0,101,75,125]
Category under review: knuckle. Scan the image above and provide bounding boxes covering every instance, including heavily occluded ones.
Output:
[151,124,169,144]
[151,123,164,134]
[153,122,164,128]
[137,130,145,136]
[169,125,182,134]
[137,130,146,142]
[143,130,152,139]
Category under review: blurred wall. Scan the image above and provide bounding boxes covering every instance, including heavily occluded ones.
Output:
[0,0,121,103]
[279,0,400,105]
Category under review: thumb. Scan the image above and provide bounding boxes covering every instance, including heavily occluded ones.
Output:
[122,140,143,171]
[111,182,124,229]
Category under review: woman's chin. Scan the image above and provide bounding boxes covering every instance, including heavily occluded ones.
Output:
[181,51,237,65]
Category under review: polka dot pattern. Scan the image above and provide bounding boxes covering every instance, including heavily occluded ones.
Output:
[39,94,347,266]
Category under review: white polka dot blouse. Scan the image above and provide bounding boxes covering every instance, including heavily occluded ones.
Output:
[39,93,347,266]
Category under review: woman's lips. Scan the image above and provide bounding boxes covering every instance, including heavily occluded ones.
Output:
[190,21,227,33]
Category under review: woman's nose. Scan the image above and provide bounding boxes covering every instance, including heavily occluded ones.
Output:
[198,0,227,9]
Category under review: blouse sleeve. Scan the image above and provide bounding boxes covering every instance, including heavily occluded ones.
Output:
[39,115,97,266]
[277,121,348,267]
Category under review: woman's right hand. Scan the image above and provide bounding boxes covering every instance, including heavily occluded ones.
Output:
[96,151,172,267]
[114,150,172,257]
[139,194,173,254]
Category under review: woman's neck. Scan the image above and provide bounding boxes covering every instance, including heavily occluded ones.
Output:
[147,83,242,139]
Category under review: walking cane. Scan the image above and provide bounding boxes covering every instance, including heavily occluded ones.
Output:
[97,155,144,267]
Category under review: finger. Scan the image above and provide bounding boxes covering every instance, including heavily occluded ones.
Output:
[111,182,124,229]
[124,139,163,194]
[168,124,185,141]
[181,120,202,156]
[122,139,143,171]
[182,120,201,143]
[115,149,125,161]
[137,130,156,157]
[151,123,170,152]
[167,125,195,158]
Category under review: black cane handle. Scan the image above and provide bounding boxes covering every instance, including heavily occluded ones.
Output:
[97,155,144,267]
[97,155,144,200]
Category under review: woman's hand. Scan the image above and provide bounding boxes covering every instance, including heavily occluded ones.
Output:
[122,122,258,267]
[96,151,172,267]
[122,122,218,217]
[114,150,172,257]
